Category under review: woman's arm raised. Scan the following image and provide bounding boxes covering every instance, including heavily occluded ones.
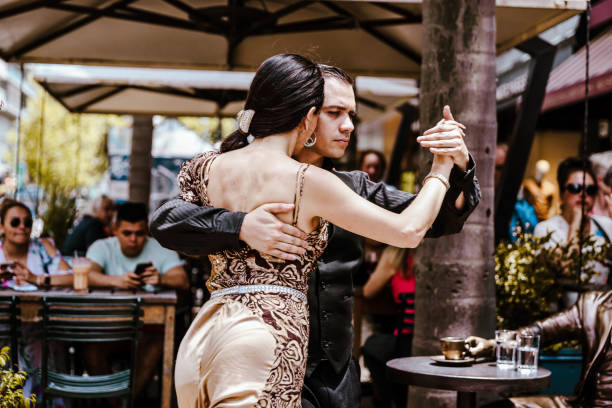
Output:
[302,155,453,248]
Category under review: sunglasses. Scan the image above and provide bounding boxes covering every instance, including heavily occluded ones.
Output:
[565,183,598,197]
[9,217,33,228]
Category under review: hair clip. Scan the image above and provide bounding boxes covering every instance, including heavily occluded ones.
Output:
[237,109,255,134]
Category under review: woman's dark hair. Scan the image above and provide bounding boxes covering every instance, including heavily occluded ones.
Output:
[0,198,31,225]
[557,157,598,193]
[221,54,324,153]
[359,150,387,174]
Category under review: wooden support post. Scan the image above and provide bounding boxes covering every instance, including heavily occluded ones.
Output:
[129,115,153,206]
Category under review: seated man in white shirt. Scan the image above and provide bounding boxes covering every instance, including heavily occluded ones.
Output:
[85,202,189,402]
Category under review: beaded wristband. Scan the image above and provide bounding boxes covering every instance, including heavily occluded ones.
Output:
[423,172,450,191]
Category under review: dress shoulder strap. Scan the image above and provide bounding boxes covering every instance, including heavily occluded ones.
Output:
[178,150,219,206]
[292,163,310,227]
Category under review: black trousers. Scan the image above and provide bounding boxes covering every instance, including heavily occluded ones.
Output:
[361,333,411,408]
[302,358,361,408]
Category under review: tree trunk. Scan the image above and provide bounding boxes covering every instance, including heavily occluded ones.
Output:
[129,115,153,206]
[409,1,497,407]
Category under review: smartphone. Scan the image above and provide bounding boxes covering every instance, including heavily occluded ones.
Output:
[134,262,152,276]
[0,262,15,280]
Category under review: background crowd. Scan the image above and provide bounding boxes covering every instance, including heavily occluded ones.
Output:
[1,143,611,407]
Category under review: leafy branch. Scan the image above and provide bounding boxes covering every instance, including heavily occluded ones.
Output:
[0,347,36,408]
[495,232,609,330]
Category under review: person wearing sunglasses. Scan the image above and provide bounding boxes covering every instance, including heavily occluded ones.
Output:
[0,198,72,288]
[0,198,73,404]
[534,157,612,306]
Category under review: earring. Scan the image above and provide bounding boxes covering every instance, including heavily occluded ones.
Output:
[304,134,317,148]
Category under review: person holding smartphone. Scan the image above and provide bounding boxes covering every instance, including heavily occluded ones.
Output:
[86,202,188,291]
[84,202,188,402]
[0,199,72,289]
[0,198,72,404]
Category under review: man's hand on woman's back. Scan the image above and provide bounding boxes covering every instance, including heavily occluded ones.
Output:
[240,203,310,261]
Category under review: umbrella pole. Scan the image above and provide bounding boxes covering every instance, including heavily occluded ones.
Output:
[12,63,24,200]
[577,0,591,285]
[35,91,45,215]
[75,114,81,188]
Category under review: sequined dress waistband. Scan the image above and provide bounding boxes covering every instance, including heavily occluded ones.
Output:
[209,284,307,302]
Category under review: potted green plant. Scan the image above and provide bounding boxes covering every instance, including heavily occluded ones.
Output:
[495,231,609,394]
[495,232,608,329]
[0,347,36,407]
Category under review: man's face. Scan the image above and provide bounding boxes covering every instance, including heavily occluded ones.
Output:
[361,153,384,183]
[307,77,356,159]
[114,220,148,257]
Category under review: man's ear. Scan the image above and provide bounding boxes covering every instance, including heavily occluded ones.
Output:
[304,106,319,136]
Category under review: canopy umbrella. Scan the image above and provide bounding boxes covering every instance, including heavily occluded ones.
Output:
[0,1,586,77]
[30,63,419,120]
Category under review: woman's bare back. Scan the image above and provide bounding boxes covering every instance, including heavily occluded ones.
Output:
[206,148,318,232]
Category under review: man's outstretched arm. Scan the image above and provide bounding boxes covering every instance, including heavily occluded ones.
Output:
[150,198,309,259]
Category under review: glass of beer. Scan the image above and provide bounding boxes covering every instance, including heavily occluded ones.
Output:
[72,257,90,293]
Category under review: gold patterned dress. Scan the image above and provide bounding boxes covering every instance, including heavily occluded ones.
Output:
[175,152,329,408]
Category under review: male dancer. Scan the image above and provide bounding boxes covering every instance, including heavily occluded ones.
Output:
[150,65,480,408]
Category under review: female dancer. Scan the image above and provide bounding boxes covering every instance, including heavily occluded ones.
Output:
[175,54,464,408]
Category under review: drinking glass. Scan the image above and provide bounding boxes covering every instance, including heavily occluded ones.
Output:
[72,257,90,293]
[517,333,540,374]
[495,330,517,369]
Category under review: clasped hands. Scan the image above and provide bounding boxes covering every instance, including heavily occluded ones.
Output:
[417,105,469,172]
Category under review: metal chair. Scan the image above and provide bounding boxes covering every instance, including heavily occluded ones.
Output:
[0,295,20,366]
[39,296,143,408]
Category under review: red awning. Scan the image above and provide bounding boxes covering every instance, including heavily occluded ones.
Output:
[541,28,612,111]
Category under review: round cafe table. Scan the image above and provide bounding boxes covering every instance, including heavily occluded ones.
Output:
[387,356,551,408]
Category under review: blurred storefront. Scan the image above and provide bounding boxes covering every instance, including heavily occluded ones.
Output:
[0,60,35,195]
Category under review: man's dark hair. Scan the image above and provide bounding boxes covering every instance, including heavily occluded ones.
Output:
[115,202,147,225]
[317,64,354,86]
[556,157,597,193]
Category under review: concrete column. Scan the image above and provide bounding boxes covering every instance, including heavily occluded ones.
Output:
[129,115,153,206]
[409,1,497,407]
